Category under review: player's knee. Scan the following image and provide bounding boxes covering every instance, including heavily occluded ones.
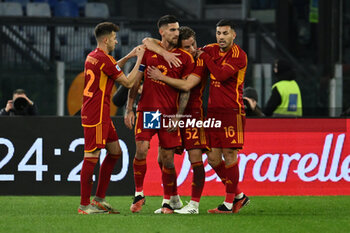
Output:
[160,153,174,169]
[223,150,238,164]
[162,159,174,169]
[110,148,122,156]
[188,151,202,164]
[84,149,100,158]
[110,151,122,159]
[135,146,148,159]
[207,157,220,167]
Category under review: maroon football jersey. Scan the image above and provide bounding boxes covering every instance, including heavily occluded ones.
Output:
[185,58,208,116]
[202,43,247,114]
[81,48,123,126]
[137,47,195,114]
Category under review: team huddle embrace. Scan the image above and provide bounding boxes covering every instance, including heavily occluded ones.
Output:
[78,15,249,215]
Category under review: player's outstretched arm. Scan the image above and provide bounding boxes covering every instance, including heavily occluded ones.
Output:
[117,46,145,89]
[147,66,200,92]
[117,45,145,68]
[142,37,182,68]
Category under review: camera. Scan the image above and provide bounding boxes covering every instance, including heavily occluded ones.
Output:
[243,98,252,113]
[13,97,29,112]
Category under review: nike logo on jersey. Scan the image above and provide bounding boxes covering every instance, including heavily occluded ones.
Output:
[152,54,157,58]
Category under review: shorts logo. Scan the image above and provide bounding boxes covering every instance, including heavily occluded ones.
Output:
[143,110,161,129]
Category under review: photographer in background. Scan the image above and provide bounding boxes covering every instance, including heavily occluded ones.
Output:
[0,89,38,116]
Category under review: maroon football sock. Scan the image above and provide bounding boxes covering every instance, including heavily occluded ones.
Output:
[133,158,147,192]
[172,167,178,196]
[162,167,176,200]
[224,162,239,203]
[95,153,121,198]
[212,160,226,184]
[191,161,205,202]
[80,157,98,205]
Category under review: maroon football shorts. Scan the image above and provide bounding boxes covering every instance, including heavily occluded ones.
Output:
[180,111,208,151]
[83,118,119,152]
[206,111,245,149]
[134,111,182,149]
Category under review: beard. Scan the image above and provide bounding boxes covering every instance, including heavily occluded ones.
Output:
[107,44,115,53]
[218,40,233,51]
[167,37,178,47]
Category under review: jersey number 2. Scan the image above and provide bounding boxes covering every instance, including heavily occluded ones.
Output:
[83,69,95,97]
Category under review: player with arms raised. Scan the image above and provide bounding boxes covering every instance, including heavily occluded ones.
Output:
[124,15,195,214]
[144,26,207,214]
[78,22,144,214]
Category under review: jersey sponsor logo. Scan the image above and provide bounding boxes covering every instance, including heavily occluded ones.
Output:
[143,110,161,129]
[157,65,168,75]
[152,54,157,58]
[115,64,121,71]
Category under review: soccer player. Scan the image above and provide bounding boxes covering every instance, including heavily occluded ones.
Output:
[124,15,195,214]
[144,26,207,214]
[145,23,250,214]
[78,22,144,214]
[197,19,250,213]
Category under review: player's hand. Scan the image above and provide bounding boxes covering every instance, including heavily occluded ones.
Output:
[167,116,180,132]
[135,45,146,58]
[126,46,138,58]
[128,45,145,58]
[196,49,203,59]
[147,66,163,81]
[124,109,135,130]
[162,51,182,68]
[5,100,13,112]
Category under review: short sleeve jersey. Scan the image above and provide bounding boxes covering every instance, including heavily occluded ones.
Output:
[203,43,247,114]
[81,48,124,126]
[185,58,208,115]
[137,48,195,114]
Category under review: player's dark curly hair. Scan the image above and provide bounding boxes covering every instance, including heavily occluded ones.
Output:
[94,22,119,39]
[178,26,196,47]
[216,19,236,30]
[157,15,178,29]
[179,26,196,41]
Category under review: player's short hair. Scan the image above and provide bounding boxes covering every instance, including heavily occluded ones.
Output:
[178,26,196,47]
[94,22,119,40]
[216,19,236,30]
[179,26,196,41]
[157,15,178,29]
[13,89,26,95]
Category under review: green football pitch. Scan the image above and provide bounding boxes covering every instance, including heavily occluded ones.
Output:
[0,196,349,233]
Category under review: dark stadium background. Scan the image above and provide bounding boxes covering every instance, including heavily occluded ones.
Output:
[0,0,349,117]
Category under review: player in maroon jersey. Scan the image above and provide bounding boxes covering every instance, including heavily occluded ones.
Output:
[124,15,195,214]
[143,26,207,214]
[144,22,250,213]
[196,19,250,213]
[78,22,144,214]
